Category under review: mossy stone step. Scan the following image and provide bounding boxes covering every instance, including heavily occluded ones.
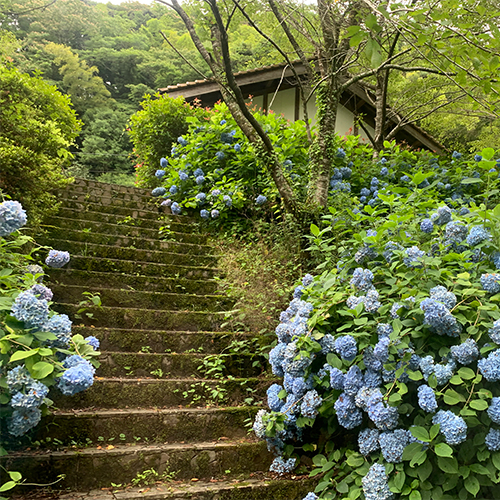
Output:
[25,407,258,447]
[51,377,271,409]
[72,327,261,354]
[39,238,217,267]
[2,440,271,490]
[58,255,219,279]
[42,227,212,254]
[63,178,151,197]
[51,284,231,312]
[56,203,167,223]
[47,269,219,295]
[97,351,266,379]
[55,304,227,331]
[55,477,317,500]
[47,214,208,245]
[61,189,151,206]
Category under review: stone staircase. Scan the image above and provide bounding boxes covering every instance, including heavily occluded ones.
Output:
[4,179,314,499]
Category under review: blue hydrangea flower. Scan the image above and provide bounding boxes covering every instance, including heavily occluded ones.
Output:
[432,410,467,445]
[478,349,500,381]
[420,298,461,337]
[171,202,181,215]
[179,172,189,181]
[270,456,296,475]
[25,264,44,280]
[379,429,409,463]
[168,185,178,195]
[350,268,374,292]
[256,195,267,205]
[334,393,363,429]
[302,274,313,287]
[485,429,500,451]
[364,347,383,372]
[10,381,48,409]
[234,143,241,152]
[193,168,204,177]
[450,339,478,365]
[344,365,363,396]
[373,337,390,363]
[489,320,500,344]
[223,195,232,207]
[195,175,205,185]
[211,209,219,219]
[152,187,166,197]
[487,397,500,424]
[431,206,452,226]
[58,358,95,396]
[43,313,72,347]
[400,175,410,182]
[269,343,286,377]
[6,365,33,392]
[45,250,70,268]
[253,409,268,439]
[340,166,352,179]
[11,290,49,329]
[481,273,500,294]
[367,396,399,431]
[319,334,335,355]
[467,225,490,246]
[161,199,172,207]
[0,200,27,236]
[8,407,42,436]
[434,362,455,386]
[358,428,380,455]
[452,151,462,159]
[377,323,393,338]
[430,286,456,310]
[267,383,284,412]
[177,136,188,146]
[403,246,425,267]
[330,368,344,390]
[335,335,357,361]
[29,284,53,301]
[301,390,322,418]
[155,169,166,179]
[380,166,388,176]
[420,218,433,233]
[282,341,314,377]
[195,193,206,204]
[417,384,437,412]
[215,151,225,160]
[362,463,393,500]
[160,157,168,168]
[85,336,100,350]
[336,148,346,159]
[200,209,209,219]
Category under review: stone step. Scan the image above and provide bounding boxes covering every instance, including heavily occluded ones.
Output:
[54,477,316,500]
[46,214,208,245]
[27,407,258,447]
[51,377,269,409]
[96,351,265,379]
[56,204,168,224]
[64,178,152,198]
[54,255,219,279]
[72,327,260,354]
[57,197,193,225]
[40,227,212,254]
[47,269,219,295]
[2,440,271,490]
[55,304,227,331]
[38,238,217,267]
[51,284,231,312]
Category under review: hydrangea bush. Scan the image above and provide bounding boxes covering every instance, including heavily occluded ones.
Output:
[254,148,500,500]
[148,102,310,223]
[0,200,99,453]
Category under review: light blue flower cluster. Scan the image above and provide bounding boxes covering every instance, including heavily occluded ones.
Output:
[0,200,27,236]
[45,249,70,268]
[267,383,284,412]
[420,297,461,337]
[431,206,452,226]
[57,355,95,396]
[403,246,425,267]
[256,195,267,205]
[43,313,72,347]
[171,202,181,215]
[362,463,393,500]
[481,273,500,294]
[485,429,500,451]
[301,390,322,418]
[358,428,380,455]
[432,410,467,445]
[450,338,478,365]
[467,225,490,246]
[302,493,318,500]
[195,193,206,204]
[200,209,209,219]
[489,320,500,344]
[177,136,188,147]
[379,429,409,462]
[430,286,457,310]
[350,268,374,292]
[169,185,178,194]
[11,290,49,329]
[85,335,100,350]
[334,335,357,361]
[417,384,437,412]
[215,151,225,160]
[478,349,500,381]
[8,408,42,437]
[444,220,467,246]
[29,284,53,301]
[269,456,296,475]
[151,187,166,197]
[420,218,433,233]
[155,169,166,179]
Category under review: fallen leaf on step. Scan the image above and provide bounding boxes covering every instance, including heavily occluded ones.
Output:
[106,445,115,450]
[191,478,199,482]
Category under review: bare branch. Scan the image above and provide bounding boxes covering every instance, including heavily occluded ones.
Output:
[6,0,57,15]
[159,31,208,80]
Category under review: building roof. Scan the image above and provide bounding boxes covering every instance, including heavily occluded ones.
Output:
[159,62,444,153]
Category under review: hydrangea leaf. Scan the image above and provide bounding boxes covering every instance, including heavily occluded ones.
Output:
[469,399,488,411]
[437,456,459,474]
[464,475,480,496]
[31,361,54,379]
[9,349,38,362]
[435,443,453,457]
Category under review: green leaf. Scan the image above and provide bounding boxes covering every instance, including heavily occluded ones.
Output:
[31,361,54,379]
[469,463,490,475]
[461,177,482,185]
[346,453,364,467]
[9,349,38,362]
[491,452,500,470]
[403,442,424,461]
[410,426,430,442]
[393,470,405,491]
[429,424,440,441]
[409,491,422,500]
[435,443,453,457]
[0,481,17,492]
[464,475,480,497]
[437,456,459,474]
[458,367,475,380]
[481,147,495,161]
[8,472,21,482]
[470,399,488,411]
[443,389,465,405]
[310,224,320,237]
[336,480,349,494]
[417,459,433,482]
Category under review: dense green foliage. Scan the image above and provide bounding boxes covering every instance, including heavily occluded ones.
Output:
[254,145,500,499]
[0,64,81,224]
